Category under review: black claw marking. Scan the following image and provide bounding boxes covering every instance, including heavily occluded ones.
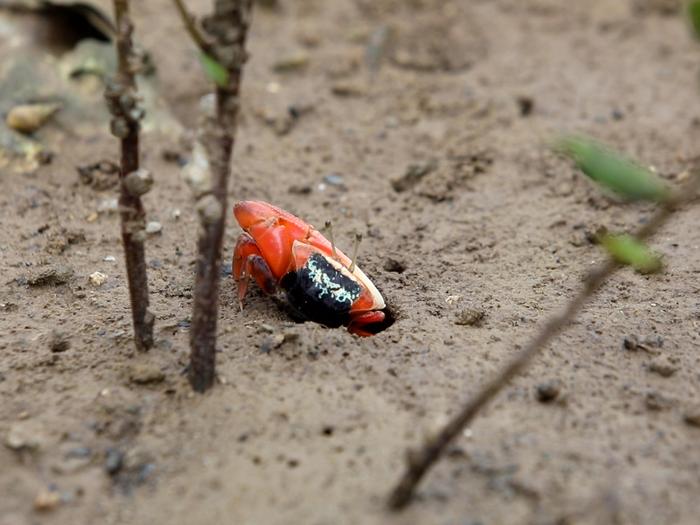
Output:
[281,253,361,327]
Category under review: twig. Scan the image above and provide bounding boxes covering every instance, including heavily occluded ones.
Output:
[387,175,700,510]
[172,0,214,56]
[105,0,154,351]
[181,0,253,392]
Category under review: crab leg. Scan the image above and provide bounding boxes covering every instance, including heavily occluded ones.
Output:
[233,233,277,304]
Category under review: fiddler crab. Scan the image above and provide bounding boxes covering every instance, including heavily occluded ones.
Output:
[232,200,387,337]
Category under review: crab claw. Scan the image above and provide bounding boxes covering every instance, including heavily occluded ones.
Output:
[233,200,387,335]
[348,310,387,337]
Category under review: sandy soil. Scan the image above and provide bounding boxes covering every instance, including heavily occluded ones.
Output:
[2,0,700,524]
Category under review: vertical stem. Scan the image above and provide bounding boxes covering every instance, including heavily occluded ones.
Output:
[110,0,154,351]
[188,0,253,392]
[188,100,233,391]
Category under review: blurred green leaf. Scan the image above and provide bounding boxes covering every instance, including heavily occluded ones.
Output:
[601,234,662,274]
[198,53,228,88]
[689,0,700,39]
[557,135,670,202]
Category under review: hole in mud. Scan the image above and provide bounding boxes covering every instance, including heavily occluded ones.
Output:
[7,2,112,55]
[383,257,406,274]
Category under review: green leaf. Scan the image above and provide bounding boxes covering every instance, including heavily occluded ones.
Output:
[601,234,662,274]
[689,0,700,39]
[198,52,228,88]
[556,135,670,202]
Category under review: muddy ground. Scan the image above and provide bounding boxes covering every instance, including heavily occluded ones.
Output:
[2,0,700,523]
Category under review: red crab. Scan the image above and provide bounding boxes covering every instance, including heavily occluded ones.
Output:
[232,200,387,336]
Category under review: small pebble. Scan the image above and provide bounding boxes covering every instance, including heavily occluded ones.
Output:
[129,363,165,385]
[123,169,154,196]
[516,96,534,117]
[103,255,116,262]
[26,265,74,287]
[331,81,367,97]
[623,334,663,354]
[623,335,640,350]
[611,109,624,121]
[272,51,310,73]
[171,209,181,220]
[266,81,281,94]
[288,184,312,195]
[65,446,92,459]
[89,271,108,287]
[323,173,345,187]
[455,308,485,327]
[261,334,286,353]
[288,102,314,120]
[97,198,119,213]
[34,489,61,511]
[104,448,124,475]
[683,406,700,427]
[391,161,437,193]
[645,391,673,411]
[383,258,406,273]
[5,421,45,451]
[49,330,70,353]
[536,380,563,403]
[137,463,156,483]
[6,103,60,134]
[260,333,298,353]
[146,221,162,235]
[648,358,678,378]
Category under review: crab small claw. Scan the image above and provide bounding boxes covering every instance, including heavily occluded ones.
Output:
[348,310,386,337]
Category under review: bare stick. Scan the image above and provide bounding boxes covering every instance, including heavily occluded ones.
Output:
[105,0,154,351]
[177,0,253,392]
[172,0,214,55]
[387,176,700,510]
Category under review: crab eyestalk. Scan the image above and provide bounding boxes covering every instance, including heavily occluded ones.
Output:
[349,232,362,273]
[324,220,338,260]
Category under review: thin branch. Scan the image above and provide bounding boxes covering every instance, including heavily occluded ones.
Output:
[186,0,254,392]
[172,0,215,56]
[105,0,154,351]
[387,175,700,510]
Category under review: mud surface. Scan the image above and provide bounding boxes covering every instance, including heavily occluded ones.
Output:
[2,1,700,524]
